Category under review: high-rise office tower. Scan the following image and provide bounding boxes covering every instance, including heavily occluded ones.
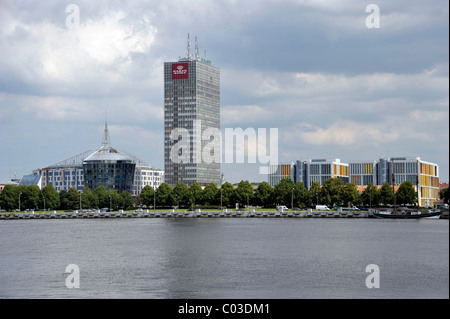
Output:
[164,36,220,186]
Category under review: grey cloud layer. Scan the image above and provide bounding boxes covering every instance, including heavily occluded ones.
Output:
[0,0,448,182]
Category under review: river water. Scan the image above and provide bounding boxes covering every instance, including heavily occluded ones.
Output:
[0,218,448,299]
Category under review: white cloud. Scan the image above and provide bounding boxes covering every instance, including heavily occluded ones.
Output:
[0,9,157,86]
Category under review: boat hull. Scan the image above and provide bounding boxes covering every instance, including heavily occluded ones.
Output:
[374,211,441,219]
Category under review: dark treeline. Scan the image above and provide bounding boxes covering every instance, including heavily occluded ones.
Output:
[0,184,133,211]
[0,179,429,211]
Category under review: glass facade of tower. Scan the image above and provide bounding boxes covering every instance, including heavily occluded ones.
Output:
[83,151,136,194]
[164,59,220,186]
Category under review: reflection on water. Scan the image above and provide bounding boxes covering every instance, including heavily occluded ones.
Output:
[0,218,448,299]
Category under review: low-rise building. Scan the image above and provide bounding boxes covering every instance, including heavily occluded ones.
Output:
[269,156,440,207]
[26,122,164,195]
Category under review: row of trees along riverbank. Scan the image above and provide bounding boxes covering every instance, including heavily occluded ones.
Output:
[1,178,442,211]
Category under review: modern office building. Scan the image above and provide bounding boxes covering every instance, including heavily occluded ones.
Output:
[268,163,295,186]
[303,159,349,188]
[349,161,377,186]
[82,123,136,194]
[164,35,221,186]
[269,156,440,206]
[28,122,164,195]
[376,157,440,207]
[33,151,90,192]
[276,159,349,188]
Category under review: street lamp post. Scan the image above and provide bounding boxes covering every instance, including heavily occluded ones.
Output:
[247,194,249,211]
[291,188,294,210]
[153,186,156,210]
[19,192,22,212]
[43,196,46,211]
[109,195,112,212]
[220,188,223,210]
[79,191,82,210]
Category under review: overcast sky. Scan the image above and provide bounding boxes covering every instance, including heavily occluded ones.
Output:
[0,0,448,184]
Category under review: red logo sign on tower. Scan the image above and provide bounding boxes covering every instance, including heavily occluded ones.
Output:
[172,63,189,79]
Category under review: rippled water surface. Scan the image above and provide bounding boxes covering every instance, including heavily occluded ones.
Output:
[0,218,448,298]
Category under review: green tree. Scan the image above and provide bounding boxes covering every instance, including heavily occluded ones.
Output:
[140,185,155,208]
[292,181,310,209]
[173,183,190,208]
[107,189,120,210]
[93,186,109,209]
[202,183,218,205]
[119,191,134,210]
[41,184,60,210]
[309,181,322,206]
[63,188,81,210]
[360,183,380,207]
[218,182,235,208]
[396,181,417,206]
[273,178,295,206]
[134,194,142,208]
[439,188,449,205]
[189,182,203,206]
[59,189,68,210]
[254,181,274,208]
[0,184,18,211]
[81,187,97,209]
[342,183,360,207]
[379,183,394,206]
[19,185,41,210]
[234,180,254,207]
[156,183,174,208]
[321,178,344,207]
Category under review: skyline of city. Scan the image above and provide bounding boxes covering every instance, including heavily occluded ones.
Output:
[0,1,448,185]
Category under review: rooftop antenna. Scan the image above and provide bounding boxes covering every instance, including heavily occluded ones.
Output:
[187,33,191,59]
[102,119,111,148]
[195,36,199,60]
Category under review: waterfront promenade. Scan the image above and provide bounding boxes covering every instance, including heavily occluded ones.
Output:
[1,208,375,220]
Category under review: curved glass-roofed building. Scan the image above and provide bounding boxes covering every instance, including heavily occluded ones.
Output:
[83,123,136,193]
[29,121,164,195]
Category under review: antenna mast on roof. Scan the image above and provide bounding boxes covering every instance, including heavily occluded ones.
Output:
[187,33,191,59]
[102,120,111,148]
[195,36,199,60]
